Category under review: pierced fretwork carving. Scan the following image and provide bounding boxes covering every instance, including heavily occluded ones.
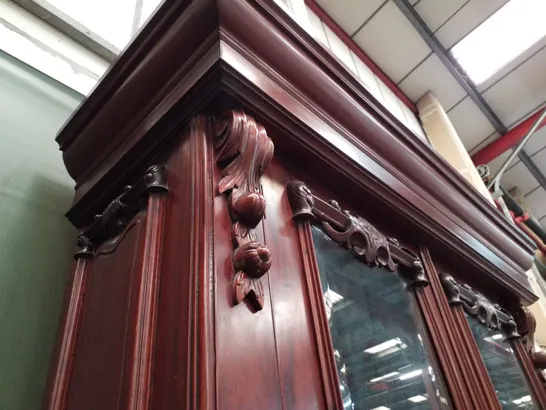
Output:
[74,164,168,257]
[215,111,274,311]
[286,181,427,287]
[440,273,519,339]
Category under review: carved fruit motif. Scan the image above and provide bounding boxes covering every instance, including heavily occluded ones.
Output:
[215,111,274,311]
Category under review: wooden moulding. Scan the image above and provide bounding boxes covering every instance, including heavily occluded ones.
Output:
[44,257,91,410]
[54,0,536,304]
[286,180,431,409]
[293,222,344,409]
[510,307,546,407]
[152,116,216,410]
[74,164,168,258]
[438,272,522,409]
[286,180,428,287]
[437,271,546,409]
[414,247,477,410]
[44,165,169,410]
[439,273,519,339]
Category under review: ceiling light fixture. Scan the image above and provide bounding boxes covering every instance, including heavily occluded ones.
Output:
[370,372,400,383]
[408,395,428,403]
[399,369,423,380]
[513,395,532,405]
[364,338,403,354]
[324,288,344,304]
[451,0,546,84]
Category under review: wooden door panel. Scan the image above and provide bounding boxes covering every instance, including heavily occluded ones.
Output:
[261,161,329,410]
[67,216,145,410]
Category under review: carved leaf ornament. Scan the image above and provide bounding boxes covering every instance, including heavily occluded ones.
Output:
[215,111,274,311]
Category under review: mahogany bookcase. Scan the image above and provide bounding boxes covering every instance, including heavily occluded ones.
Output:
[43,1,546,409]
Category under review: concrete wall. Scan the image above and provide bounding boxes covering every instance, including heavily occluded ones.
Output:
[0,50,82,410]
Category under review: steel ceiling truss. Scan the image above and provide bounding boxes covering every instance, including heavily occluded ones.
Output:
[393,0,546,192]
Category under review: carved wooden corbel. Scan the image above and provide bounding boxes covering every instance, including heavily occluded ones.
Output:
[74,164,168,257]
[439,273,463,305]
[74,235,94,258]
[511,306,546,371]
[440,273,519,339]
[286,181,427,287]
[215,111,274,311]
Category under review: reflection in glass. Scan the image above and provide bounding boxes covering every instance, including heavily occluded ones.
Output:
[312,226,450,410]
[466,316,536,409]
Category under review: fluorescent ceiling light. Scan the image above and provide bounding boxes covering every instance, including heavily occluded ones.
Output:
[408,395,428,403]
[491,334,503,340]
[399,369,423,380]
[370,372,400,383]
[324,288,344,304]
[364,338,403,354]
[513,395,532,405]
[371,407,390,410]
[451,0,546,84]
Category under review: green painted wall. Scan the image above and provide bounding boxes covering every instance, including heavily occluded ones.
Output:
[0,51,83,410]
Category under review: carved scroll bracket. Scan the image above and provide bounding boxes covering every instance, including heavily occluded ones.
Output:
[215,111,274,311]
[440,273,520,339]
[510,306,546,372]
[286,181,427,288]
[74,164,168,258]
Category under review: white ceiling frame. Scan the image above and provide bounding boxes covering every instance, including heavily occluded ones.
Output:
[0,0,109,95]
[11,0,118,62]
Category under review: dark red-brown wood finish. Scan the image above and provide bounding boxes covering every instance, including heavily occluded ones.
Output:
[152,117,216,410]
[55,0,535,304]
[44,255,90,410]
[414,248,476,410]
[45,0,546,409]
[215,111,274,311]
[510,307,546,407]
[291,222,343,409]
[44,166,168,410]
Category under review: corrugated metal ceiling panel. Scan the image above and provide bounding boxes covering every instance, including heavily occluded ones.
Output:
[502,162,540,195]
[448,97,496,151]
[315,0,386,36]
[352,1,430,83]
[488,149,517,175]
[470,132,500,156]
[314,0,546,209]
[483,47,546,126]
[413,0,467,32]
[524,187,546,219]
[434,0,509,49]
[523,125,546,157]
[531,148,546,179]
[399,53,465,111]
[478,38,546,93]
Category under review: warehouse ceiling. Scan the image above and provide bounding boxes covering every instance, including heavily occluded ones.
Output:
[312,0,546,228]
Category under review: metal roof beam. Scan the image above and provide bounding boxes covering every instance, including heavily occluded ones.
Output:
[393,0,546,194]
[392,0,507,133]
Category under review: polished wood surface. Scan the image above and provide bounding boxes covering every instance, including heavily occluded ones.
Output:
[45,1,545,409]
[67,214,146,410]
[152,118,217,409]
[54,0,534,303]
[415,247,475,410]
[124,193,167,410]
[44,257,90,410]
[513,340,546,408]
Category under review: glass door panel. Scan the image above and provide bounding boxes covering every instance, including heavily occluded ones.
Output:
[312,226,450,410]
